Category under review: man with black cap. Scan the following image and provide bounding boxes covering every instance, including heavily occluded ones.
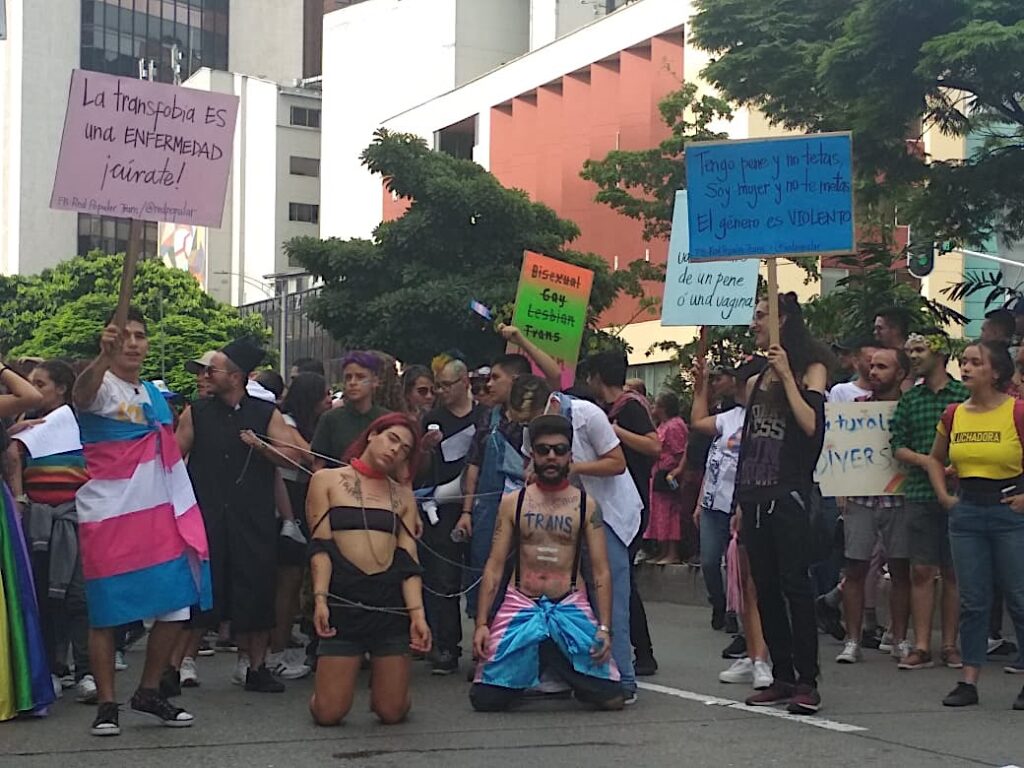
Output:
[176,338,303,693]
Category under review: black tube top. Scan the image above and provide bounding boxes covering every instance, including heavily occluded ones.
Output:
[328,506,398,534]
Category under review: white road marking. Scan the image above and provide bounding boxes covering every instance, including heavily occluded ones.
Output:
[638,682,868,733]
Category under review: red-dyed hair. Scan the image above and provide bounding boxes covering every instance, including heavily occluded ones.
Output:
[344,412,423,479]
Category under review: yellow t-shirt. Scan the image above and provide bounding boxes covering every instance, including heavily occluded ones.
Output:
[938,397,1023,480]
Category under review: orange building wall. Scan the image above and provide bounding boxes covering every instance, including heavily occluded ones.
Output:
[489,31,684,326]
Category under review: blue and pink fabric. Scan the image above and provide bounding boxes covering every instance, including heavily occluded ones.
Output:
[474,587,619,689]
[75,381,211,628]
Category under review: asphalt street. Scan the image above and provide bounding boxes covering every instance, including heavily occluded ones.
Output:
[2,602,1022,768]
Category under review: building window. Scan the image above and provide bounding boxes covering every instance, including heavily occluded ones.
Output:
[289,156,320,177]
[290,106,321,129]
[435,116,477,161]
[79,1,229,83]
[289,203,320,224]
[78,214,158,258]
[820,267,849,297]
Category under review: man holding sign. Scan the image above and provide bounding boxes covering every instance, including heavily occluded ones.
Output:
[835,349,913,665]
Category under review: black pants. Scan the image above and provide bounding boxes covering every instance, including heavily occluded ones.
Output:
[470,640,623,711]
[628,532,654,661]
[743,494,819,686]
[421,504,464,655]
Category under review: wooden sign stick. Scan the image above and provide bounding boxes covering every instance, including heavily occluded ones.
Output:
[767,259,780,348]
[112,218,143,330]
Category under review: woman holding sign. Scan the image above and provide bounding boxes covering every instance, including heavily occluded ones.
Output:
[925,341,1024,711]
[735,293,833,715]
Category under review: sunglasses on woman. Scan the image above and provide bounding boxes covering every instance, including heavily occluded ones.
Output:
[533,443,571,457]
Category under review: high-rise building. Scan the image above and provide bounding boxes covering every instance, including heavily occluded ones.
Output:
[0,0,305,275]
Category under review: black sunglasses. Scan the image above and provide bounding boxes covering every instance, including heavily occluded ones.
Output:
[534,443,571,457]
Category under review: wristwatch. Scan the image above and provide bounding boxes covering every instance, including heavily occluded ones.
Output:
[597,624,612,635]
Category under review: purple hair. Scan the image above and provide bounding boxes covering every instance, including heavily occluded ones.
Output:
[340,351,381,374]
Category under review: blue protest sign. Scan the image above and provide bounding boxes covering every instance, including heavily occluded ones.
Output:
[661,191,759,327]
[685,132,855,260]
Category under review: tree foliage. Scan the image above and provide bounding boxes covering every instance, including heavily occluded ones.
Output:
[692,0,1024,247]
[287,129,659,366]
[1,252,268,397]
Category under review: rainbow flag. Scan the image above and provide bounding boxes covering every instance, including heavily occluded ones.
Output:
[0,482,55,720]
[76,382,212,628]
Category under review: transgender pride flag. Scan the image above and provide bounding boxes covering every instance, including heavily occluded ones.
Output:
[75,382,212,628]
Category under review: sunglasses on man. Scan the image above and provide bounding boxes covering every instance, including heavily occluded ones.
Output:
[533,443,571,457]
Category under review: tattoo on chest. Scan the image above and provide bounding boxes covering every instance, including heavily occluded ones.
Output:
[522,511,574,535]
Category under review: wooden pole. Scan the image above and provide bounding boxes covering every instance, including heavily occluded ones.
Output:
[113,218,143,330]
[696,325,708,359]
[767,258,780,348]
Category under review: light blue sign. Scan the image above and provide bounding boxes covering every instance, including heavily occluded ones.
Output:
[685,133,855,260]
[661,191,759,327]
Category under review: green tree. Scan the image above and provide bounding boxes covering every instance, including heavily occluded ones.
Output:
[287,129,658,365]
[3,252,268,397]
[691,0,1024,248]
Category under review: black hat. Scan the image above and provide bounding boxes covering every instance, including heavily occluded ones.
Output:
[710,364,737,378]
[221,337,264,376]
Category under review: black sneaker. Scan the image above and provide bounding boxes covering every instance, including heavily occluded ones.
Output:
[942,682,979,707]
[988,637,1019,656]
[634,654,658,677]
[245,664,285,693]
[722,635,747,659]
[724,612,739,635]
[815,596,846,641]
[215,638,239,653]
[861,627,883,650]
[745,681,794,707]
[1014,685,1024,711]
[159,666,181,699]
[432,649,459,676]
[90,702,121,737]
[711,608,726,631]
[129,687,194,727]
[197,637,215,657]
[787,684,821,714]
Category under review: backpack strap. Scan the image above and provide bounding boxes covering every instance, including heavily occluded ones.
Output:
[939,403,959,437]
[1013,399,1024,455]
[512,487,527,590]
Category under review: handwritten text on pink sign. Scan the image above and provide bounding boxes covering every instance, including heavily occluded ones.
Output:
[50,70,239,227]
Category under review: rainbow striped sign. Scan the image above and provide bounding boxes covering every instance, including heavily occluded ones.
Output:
[511,252,593,383]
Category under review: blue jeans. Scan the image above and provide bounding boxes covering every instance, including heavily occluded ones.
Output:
[699,507,731,615]
[949,500,1024,668]
[604,525,635,694]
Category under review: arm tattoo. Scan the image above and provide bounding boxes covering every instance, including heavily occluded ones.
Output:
[590,505,604,530]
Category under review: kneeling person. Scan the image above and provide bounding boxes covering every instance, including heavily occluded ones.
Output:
[471,415,623,711]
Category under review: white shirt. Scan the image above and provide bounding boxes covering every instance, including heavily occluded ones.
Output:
[829,381,871,403]
[565,398,643,545]
[701,406,745,514]
[84,371,152,423]
[247,379,277,403]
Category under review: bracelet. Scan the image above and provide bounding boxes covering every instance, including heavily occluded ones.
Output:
[407,605,425,613]
[313,592,329,600]
[597,624,612,635]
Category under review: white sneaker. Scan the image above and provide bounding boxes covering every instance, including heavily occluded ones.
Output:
[266,650,311,680]
[282,647,308,667]
[231,654,250,686]
[114,651,128,671]
[180,656,200,688]
[51,674,63,699]
[836,640,863,664]
[893,639,912,660]
[719,657,754,684]
[752,660,774,690]
[76,674,98,704]
[878,631,895,653]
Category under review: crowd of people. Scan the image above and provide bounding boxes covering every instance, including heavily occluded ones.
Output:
[0,297,1022,737]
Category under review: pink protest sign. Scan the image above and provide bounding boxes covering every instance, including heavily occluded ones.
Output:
[50,70,239,227]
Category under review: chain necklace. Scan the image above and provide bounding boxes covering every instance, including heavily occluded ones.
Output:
[351,470,398,568]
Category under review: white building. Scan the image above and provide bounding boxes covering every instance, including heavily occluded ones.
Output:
[320,0,632,241]
[0,0,306,278]
[182,69,322,306]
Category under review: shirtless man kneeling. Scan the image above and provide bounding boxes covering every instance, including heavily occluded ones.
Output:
[470,415,624,711]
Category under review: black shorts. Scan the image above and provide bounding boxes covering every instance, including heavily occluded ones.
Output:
[907,501,953,568]
[318,632,409,658]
